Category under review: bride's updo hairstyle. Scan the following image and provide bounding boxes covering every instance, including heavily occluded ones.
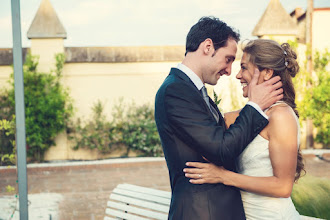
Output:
[242,39,304,181]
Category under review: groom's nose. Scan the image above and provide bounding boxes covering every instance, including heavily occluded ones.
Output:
[224,65,232,76]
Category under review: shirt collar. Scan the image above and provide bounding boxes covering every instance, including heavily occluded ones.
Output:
[176,63,204,90]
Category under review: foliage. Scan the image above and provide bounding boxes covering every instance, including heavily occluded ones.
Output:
[69,100,119,153]
[292,175,330,219]
[287,39,298,51]
[297,50,330,147]
[54,53,65,77]
[213,90,221,105]
[4,53,73,161]
[0,116,16,165]
[5,185,16,193]
[112,100,162,156]
[70,99,163,157]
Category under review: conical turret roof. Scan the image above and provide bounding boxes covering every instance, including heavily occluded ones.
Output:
[27,0,66,39]
[252,0,298,36]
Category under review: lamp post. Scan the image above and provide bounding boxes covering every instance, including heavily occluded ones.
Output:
[11,0,29,219]
[306,0,314,149]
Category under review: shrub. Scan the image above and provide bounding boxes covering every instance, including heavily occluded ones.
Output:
[0,89,15,163]
[298,50,330,147]
[70,99,163,157]
[5,53,73,161]
[112,100,162,156]
[0,116,16,165]
[69,100,121,153]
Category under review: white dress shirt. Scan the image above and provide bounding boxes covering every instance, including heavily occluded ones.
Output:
[176,63,268,119]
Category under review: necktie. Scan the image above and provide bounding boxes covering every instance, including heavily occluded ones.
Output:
[201,86,219,122]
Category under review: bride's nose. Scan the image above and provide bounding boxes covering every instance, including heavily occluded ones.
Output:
[236,70,242,79]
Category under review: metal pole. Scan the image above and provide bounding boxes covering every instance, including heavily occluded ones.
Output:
[306,0,314,149]
[10,0,29,219]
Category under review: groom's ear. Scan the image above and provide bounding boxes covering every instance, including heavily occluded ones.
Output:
[203,38,213,55]
[263,69,274,81]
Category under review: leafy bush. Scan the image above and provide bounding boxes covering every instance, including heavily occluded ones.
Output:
[0,116,16,165]
[292,175,330,219]
[298,50,330,147]
[70,99,163,157]
[69,100,121,153]
[112,100,162,156]
[4,53,73,161]
[0,89,15,162]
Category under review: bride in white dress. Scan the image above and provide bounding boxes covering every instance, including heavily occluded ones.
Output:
[184,39,305,219]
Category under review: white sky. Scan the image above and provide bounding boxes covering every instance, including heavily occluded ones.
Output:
[0,0,329,48]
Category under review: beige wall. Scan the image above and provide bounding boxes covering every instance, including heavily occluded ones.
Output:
[47,61,178,161]
[62,62,177,120]
[30,38,64,73]
[0,66,13,89]
[312,10,330,52]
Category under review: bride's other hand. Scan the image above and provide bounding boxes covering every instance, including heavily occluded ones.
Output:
[183,162,228,184]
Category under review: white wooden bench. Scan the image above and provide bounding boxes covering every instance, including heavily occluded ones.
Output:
[104,184,323,220]
[104,184,171,220]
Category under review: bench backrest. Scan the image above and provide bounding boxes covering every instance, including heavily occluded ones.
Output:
[104,184,171,220]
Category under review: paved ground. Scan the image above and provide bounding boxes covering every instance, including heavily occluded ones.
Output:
[0,158,170,220]
[0,155,329,220]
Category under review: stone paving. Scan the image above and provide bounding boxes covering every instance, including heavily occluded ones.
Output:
[0,158,170,220]
[0,155,329,220]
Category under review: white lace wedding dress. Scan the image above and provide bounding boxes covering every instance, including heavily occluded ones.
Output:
[237,102,301,220]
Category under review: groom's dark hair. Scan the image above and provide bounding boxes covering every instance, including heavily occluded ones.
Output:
[185,16,240,55]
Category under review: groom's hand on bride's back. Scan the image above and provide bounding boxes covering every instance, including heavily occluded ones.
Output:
[248,68,283,110]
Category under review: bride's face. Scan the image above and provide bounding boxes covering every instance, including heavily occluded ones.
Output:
[236,52,266,97]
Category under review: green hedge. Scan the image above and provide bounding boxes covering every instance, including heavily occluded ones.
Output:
[69,99,163,157]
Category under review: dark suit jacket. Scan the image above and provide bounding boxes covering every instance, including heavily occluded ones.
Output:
[155,68,268,220]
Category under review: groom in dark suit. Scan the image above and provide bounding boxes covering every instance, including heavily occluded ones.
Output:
[155,17,283,219]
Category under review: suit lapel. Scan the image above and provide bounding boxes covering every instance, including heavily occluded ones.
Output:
[170,68,225,127]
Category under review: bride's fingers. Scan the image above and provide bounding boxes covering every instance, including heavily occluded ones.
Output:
[186,162,208,168]
[183,168,203,174]
[189,178,205,184]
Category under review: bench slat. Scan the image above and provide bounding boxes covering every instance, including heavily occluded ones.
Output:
[107,201,167,220]
[109,194,169,213]
[105,208,147,220]
[112,188,171,205]
[103,216,118,220]
[118,184,171,198]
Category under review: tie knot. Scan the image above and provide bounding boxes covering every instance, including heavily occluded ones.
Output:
[201,86,208,98]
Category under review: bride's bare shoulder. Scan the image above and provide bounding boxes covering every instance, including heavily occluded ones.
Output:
[267,104,298,134]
